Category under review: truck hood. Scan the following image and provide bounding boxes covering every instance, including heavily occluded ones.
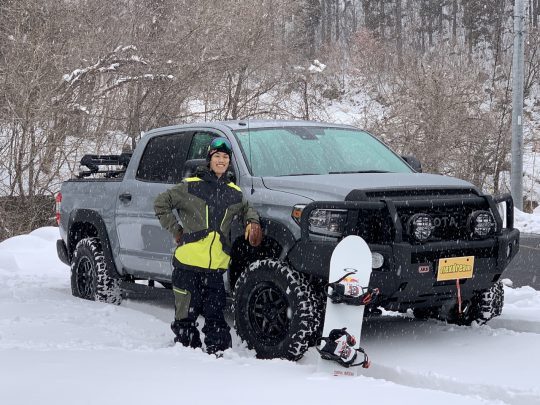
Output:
[261,173,477,201]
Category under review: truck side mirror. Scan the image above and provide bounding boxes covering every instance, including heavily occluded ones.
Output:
[401,155,422,173]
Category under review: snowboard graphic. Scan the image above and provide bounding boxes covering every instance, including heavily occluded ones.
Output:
[316,235,375,376]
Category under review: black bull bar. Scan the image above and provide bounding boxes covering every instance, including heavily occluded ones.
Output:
[299,193,515,243]
[288,193,519,307]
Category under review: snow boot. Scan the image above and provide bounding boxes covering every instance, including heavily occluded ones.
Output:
[325,270,380,306]
[316,328,370,368]
[205,346,228,358]
[171,320,202,349]
[202,319,231,355]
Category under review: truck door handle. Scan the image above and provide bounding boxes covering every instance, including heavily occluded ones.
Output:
[119,193,132,203]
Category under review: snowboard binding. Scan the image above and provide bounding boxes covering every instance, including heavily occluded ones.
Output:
[316,328,370,368]
[325,270,380,306]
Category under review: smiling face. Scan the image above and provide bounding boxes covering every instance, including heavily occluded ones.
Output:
[209,151,230,178]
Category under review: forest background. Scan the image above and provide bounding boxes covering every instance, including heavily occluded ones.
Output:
[1,0,540,240]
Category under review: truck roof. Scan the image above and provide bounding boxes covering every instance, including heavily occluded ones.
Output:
[143,119,358,136]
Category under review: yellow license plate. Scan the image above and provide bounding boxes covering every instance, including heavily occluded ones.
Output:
[437,256,475,281]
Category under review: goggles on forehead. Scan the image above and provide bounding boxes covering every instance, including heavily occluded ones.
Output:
[208,137,233,155]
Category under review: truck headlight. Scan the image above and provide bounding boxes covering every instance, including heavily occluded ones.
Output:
[292,205,347,236]
[408,213,434,242]
[468,210,496,238]
[308,209,348,236]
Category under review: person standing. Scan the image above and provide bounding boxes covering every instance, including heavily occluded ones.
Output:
[154,137,262,354]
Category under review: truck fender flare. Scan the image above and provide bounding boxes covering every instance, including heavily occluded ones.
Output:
[67,209,120,276]
[259,218,297,259]
[230,218,297,259]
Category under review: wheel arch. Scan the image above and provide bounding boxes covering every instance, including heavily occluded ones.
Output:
[229,218,297,289]
[67,209,120,277]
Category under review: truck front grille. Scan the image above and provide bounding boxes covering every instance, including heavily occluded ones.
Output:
[398,205,475,242]
[351,189,493,244]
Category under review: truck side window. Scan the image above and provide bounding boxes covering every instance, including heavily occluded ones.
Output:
[136,132,191,183]
[187,132,216,160]
[187,132,237,181]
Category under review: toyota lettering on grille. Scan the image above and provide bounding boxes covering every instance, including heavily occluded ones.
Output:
[401,214,460,228]
[432,216,459,228]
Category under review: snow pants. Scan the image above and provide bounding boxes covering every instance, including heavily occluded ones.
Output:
[171,266,231,353]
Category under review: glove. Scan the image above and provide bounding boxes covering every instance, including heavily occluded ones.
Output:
[174,229,183,245]
[245,222,262,247]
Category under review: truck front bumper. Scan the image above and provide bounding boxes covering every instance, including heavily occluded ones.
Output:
[288,228,519,311]
[288,194,520,311]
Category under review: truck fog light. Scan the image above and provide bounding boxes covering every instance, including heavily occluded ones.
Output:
[372,252,384,269]
[408,213,434,242]
[468,210,495,238]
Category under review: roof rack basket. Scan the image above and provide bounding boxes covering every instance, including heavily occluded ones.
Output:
[77,153,132,178]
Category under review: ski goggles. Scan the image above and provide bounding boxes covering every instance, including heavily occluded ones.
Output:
[208,137,233,155]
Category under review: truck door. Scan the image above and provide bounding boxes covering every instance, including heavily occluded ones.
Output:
[114,131,193,279]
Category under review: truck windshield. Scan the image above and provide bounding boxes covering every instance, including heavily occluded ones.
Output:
[233,126,413,177]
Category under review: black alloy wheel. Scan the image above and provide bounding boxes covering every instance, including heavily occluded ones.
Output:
[248,282,290,344]
[233,259,316,361]
[75,256,97,299]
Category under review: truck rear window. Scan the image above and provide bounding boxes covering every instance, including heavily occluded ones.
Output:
[136,133,190,183]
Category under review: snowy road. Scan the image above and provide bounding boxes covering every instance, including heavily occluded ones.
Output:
[1,227,539,405]
[505,233,540,289]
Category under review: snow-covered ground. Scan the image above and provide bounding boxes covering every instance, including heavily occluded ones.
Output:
[1,226,539,405]
[514,206,540,234]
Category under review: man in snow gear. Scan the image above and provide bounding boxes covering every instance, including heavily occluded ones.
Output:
[154,136,261,353]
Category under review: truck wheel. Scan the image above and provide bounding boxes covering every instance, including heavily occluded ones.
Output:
[70,237,122,305]
[233,259,315,361]
[448,281,504,326]
[474,281,504,323]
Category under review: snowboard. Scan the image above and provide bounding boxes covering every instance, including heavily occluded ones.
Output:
[316,235,373,377]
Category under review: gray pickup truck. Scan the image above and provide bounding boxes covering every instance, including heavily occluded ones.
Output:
[56,120,519,360]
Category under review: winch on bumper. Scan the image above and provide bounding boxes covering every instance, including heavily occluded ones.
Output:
[287,193,519,312]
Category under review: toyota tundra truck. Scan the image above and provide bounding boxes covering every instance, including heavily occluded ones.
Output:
[56,120,519,360]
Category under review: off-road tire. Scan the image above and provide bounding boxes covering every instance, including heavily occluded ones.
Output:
[70,237,122,305]
[306,286,326,346]
[233,259,316,361]
[474,280,504,322]
[447,281,504,326]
